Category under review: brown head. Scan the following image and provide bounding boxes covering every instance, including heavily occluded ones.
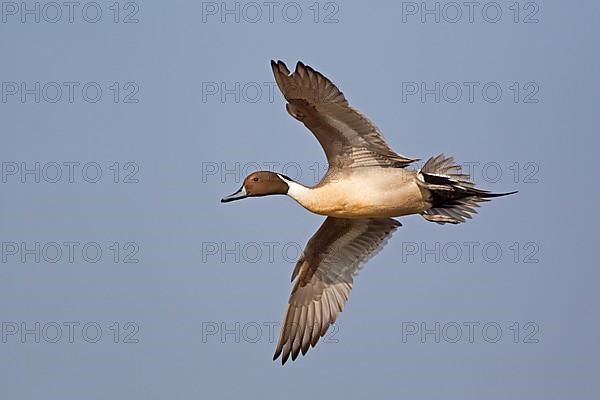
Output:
[221,171,290,203]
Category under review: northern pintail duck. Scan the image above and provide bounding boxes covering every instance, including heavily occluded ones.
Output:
[221,60,516,364]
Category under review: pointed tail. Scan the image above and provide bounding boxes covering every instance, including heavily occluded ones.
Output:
[417,154,517,224]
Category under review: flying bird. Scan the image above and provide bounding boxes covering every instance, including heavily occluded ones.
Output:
[221,60,516,364]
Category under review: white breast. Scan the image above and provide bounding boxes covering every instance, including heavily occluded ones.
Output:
[279,169,428,218]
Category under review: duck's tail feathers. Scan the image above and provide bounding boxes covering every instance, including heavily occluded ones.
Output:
[417,154,517,225]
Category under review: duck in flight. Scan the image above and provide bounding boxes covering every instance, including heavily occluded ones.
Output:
[221,60,516,364]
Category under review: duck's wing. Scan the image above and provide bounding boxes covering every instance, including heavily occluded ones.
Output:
[273,217,401,364]
[271,60,417,169]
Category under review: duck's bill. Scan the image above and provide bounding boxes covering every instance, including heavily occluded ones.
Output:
[221,187,248,203]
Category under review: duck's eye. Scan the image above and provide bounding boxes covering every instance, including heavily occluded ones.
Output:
[253,177,259,182]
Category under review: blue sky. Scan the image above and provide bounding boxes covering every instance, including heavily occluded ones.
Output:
[1,1,599,398]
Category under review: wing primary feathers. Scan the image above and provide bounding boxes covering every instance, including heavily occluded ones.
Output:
[273,217,401,364]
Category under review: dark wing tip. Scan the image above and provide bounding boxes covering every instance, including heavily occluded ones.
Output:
[271,60,290,77]
[303,63,316,74]
[270,59,280,71]
[295,61,320,78]
[273,343,297,365]
[281,350,291,365]
[273,344,290,365]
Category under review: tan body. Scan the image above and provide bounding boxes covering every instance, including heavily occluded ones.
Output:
[283,167,431,218]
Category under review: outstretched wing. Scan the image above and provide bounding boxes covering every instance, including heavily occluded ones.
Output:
[271,60,417,169]
[273,217,401,364]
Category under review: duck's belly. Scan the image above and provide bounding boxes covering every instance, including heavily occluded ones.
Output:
[306,169,430,218]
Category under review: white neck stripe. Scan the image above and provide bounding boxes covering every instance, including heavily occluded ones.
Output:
[277,174,310,202]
